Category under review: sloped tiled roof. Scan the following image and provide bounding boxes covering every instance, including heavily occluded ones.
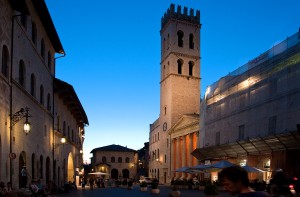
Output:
[91,144,137,153]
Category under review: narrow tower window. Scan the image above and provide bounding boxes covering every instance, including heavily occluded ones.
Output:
[189,61,194,76]
[40,85,44,105]
[177,31,184,47]
[189,34,194,49]
[177,59,183,74]
[48,51,52,70]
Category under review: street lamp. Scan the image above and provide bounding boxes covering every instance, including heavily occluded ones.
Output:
[60,137,66,144]
[11,107,31,134]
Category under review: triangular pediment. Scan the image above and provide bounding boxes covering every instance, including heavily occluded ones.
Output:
[168,114,199,136]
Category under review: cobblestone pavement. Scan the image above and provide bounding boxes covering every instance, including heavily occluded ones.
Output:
[57,185,232,197]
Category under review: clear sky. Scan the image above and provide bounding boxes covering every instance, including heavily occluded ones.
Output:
[44,0,300,163]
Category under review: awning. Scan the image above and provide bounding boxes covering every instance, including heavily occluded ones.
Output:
[192,131,300,161]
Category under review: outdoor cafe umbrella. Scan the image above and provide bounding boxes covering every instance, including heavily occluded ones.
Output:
[189,164,211,171]
[209,160,236,169]
[175,166,203,174]
[242,165,265,173]
[175,166,190,172]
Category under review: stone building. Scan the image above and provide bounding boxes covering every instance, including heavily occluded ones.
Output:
[90,145,138,180]
[0,0,88,188]
[149,4,201,184]
[193,30,300,179]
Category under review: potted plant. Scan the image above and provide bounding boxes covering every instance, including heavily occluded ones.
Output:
[151,180,160,194]
[169,185,181,197]
[127,180,133,190]
[140,181,148,192]
[204,183,219,197]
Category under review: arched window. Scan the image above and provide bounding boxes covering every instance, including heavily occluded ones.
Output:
[40,85,44,105]
[189,34,194,49]
[47,51,52,70]
[118,157,122,163]
[125,157,130,163]
[63,121,66,135]
[167,34,170,49]
[164,106,167,115]
[30,74,36,97]
[102,156,107,163]
[32,22,37,45]
[177,31,184,47]
[111,157,115,163]
[177,59,183,74]
[47,93,51,111]
[41,39,45,59]
[19,60,25,87]
[189,61,194,76]
[1,45,9,78]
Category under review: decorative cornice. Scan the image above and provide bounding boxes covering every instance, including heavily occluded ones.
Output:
[161,52,200,64]
[160,73,200,84]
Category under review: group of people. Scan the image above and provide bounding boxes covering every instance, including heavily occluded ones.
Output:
[81,177,106,189]
[0,181,14,197]
[218,165,297,197]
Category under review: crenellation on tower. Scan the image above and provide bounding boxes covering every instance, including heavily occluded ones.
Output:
[161,3,200,29]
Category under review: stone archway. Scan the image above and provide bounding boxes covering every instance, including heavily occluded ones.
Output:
[19,151,26,188]
[111,169,118,180]
[67,153,74,182]
[122,169,129,179]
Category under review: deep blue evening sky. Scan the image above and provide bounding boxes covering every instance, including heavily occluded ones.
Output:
[45,0,299,163]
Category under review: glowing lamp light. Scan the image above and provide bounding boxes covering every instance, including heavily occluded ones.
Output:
[61,137,66,144]
[23,121,30,135]
[80,150,83,154]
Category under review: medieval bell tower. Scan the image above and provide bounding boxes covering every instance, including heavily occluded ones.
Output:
[160,4,201,128]
[149,4,201,184]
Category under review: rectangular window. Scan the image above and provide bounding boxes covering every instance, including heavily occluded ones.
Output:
[238,125,245,140]
[215,132,220,145]
[268,116,277,134]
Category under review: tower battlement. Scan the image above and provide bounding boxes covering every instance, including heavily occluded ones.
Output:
[161,4,200,29]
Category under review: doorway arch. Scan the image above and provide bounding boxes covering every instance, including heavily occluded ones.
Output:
[46,157,51,183]
[111,169,118,180]
[19,151,26,188]
[67,153,74,182]
[122,169,129,179]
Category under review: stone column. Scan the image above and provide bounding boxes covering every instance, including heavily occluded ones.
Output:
[176,137,180,178]
[172,138,176,178]
[182,135,186,178]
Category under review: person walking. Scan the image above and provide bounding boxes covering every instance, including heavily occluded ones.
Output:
[218,165,269,197]
[20,166,30,188]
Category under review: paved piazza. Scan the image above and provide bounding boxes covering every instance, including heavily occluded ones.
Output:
[57,185,232,197]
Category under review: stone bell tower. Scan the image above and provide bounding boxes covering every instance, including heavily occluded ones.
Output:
[149,4,201,184]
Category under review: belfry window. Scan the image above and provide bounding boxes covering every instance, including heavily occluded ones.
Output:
[41,39,45,59]
[177,59,183,74]
[177,31,184,47]
[189,61,194,76]
[189,34,194,49]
